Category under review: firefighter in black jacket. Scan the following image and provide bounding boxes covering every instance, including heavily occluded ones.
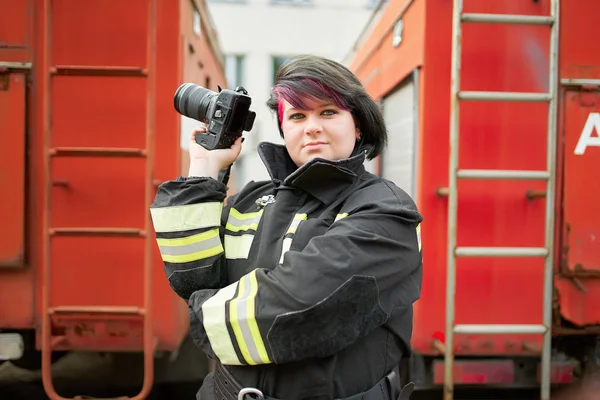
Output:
[150,55,423,400]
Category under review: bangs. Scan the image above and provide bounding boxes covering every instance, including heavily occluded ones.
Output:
[273,78,349,122]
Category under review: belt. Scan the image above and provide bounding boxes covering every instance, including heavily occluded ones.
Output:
[214,362,414,400]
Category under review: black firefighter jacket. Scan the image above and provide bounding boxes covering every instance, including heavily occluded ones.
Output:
[150,142,423,400]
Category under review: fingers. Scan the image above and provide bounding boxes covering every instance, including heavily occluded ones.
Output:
[190,127,208,141]
[230,136,244,155]
[189,129,243,162]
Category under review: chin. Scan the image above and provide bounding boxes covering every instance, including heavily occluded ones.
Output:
[307,153,330,162]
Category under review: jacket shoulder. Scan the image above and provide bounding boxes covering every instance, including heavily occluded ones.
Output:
[342,172,422,222]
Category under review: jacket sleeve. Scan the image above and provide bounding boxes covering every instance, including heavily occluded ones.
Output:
[150,177,233,301]
[188,195,423,366]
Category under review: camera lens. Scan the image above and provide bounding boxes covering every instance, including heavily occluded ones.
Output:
[174,83,216,123]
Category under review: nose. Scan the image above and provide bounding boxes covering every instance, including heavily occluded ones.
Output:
[303,114,322,135]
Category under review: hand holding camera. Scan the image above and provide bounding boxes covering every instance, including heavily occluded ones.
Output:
[188,128,243,179]
[173,83,256,179]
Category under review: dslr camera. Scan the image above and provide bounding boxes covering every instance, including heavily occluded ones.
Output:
[174,83,256,150]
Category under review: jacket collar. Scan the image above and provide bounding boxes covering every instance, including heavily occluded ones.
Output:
[257,142,365,205]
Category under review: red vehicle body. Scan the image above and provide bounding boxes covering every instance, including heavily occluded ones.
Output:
[348,0,600,393]
[0,0,229,398]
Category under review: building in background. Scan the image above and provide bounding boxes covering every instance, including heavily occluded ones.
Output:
[205,0,384,188]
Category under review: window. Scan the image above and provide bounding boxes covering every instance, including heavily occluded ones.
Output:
[225,54,245,88]
[380,73,419,200]
[272,55,289,83]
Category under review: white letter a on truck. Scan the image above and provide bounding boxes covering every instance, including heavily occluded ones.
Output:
[574,112,600,155]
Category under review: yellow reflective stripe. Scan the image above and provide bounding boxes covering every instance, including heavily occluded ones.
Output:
[286,213,307,234]
[226,208,264,232]
[224,234,255,259]
[416,224,422,251]
[157,228,223,263]
[229,276,249,363]
[229,208,263,221]
[229,270,271,365]
[335,213,349,222]
[150,202,223,233]
[202,281,243,365]
[277,214,307,263]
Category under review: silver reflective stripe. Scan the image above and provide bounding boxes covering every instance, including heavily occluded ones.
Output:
[279,237,293,264]
[225,235,255,259]
[279,214,307,263]
[231,274,264,364]
[202,281,242,365]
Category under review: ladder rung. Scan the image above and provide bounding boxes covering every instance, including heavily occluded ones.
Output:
[50,65,147,77]
[50,228,146,237]
[561,78,600,87]
[50,147,147,157]
[458,91,552,102]
[455,247,549,257]
[457,169,550,180]
[0,61,33,70]
[454,324,548,335]
[461,13,554,26]
[49,306,145,316]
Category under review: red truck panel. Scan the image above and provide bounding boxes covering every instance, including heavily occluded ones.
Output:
[554,0,600,327]
[561,95,600,278]
[554,92,600,324]
[0,71,35,328]
[0,1,33,62]
[412,0,550,356]
[0,0,36,330]
[559,2,600,80]
[0,72,26,267]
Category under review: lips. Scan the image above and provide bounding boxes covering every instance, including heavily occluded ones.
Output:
[304,141,327,148]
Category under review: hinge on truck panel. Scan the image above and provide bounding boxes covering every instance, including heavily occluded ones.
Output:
[0,66,9,91]
[579,84,599,107]
[0,62,33,91]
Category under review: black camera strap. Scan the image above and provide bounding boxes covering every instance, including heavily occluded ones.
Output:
[218,164,233,186]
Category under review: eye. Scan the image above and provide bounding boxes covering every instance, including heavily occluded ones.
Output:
[289,113,305,120]
[321,109,338,116]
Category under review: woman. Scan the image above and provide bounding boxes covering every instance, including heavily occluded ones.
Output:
[150,54,423,400]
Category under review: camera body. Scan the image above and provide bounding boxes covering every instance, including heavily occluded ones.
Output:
[174,83,256,150]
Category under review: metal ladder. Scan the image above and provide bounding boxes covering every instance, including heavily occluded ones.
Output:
[40,1,158,399]
[444,1,560,400]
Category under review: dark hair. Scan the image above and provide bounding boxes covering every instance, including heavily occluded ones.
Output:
[266,54,387,160]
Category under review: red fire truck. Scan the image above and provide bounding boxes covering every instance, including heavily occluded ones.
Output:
[346,0,599,399]
[0,0,228,398]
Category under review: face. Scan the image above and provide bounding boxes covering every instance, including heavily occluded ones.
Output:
[280,98,360,167]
